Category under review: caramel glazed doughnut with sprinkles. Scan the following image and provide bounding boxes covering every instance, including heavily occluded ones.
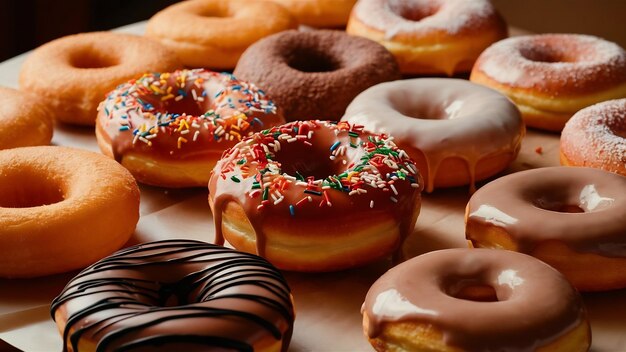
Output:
[19,31,181,126]
[96,69,285,188]
[209,120,423,272]
[51,239,295,352]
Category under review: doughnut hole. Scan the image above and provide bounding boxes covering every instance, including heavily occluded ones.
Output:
[390,96,465,120]
[69,49,120,69]
[286,47,341,73]
[387,0,440,22]
[530,183,614,213]
[445,280,499,302]
[519,39,599,64]
[0,167,65,208]
[271,139,341,179]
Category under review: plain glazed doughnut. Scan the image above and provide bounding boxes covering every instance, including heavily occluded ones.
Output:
[0,146,139,278]
[466,166,626,291]
[0,87,53,149]
[146,0,297,69]
[347,0,507,75]
[268,0,356,28]
[51,239,295,352]
[362,248,590,351]
[96,69,285,188]
[470,34,626,131]
[561,99,626,177]
[233,29,401,121]
[342,78,524,193]
[19,32,181,126]
[209,120,423,272]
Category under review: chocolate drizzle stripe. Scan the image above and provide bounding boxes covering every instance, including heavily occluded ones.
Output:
[51,239,294,351]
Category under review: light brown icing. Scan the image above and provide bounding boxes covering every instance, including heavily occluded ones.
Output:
[342,78,524,192]
[466,166,626,256]
[363,248,589,351]
[208,120,422,262]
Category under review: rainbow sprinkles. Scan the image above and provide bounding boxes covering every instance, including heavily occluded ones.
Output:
[98,68,279,159]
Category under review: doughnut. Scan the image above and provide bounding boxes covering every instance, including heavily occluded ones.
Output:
[0,87,53,149]
[267,0,356,28]
[470,34,626,131]
[145,0,297,69]
[208,120,423,272]
[51,239,295,352]
[466,166,626,291]
[561,99,626,176]
[342,78,524,193]
[346,0,507,75]
[233,29,401,122]
[19,32,181,126]
[96,69,285,188]
[362,248,591,351]
[0,146,139,278]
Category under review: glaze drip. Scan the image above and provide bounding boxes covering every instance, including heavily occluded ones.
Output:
[51,239,295,352]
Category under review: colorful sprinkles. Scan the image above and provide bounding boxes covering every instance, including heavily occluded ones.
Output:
[216,120,421,217]
[98,69,277,153]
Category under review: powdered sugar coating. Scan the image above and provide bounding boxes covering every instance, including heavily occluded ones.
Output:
[475,34,626,94]
[353,0,497,39]
[561,99,626,174]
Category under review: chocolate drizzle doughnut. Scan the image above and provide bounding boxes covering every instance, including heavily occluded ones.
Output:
[234,30,401,121]
[51,239,295,352]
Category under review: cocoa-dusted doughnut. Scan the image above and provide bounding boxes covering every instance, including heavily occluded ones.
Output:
[471,34,626,131]
[146,0,297,69]
[0,146,139,278]
[342,78,524,192]
[561,99,626,176]
[363,248,590,351]
[347,0,507,75]
[209,120,423,272]
[19,32,181,126]
[234,30,401,121]
[0,87,53,149]
[96,69,285,188]
[466,166,626,291]
[51,239,295,352]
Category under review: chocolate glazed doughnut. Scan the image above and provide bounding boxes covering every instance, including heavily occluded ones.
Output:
[234,30,401,121]
[51,239,295,352]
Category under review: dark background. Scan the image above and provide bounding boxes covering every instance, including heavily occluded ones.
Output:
[0,0,180,62]
[1,0,625,62]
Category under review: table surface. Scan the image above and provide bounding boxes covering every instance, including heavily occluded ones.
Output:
[0,22,625,352]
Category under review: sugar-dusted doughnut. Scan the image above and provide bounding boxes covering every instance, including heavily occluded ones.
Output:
[471,34,626,131]
[561,99,626,176]
[347,0,507,75]
[209,120,423,272]
[52,239,295,352]
[0,146,139,278]
[466,166,626,291]
[19,32,181,126]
